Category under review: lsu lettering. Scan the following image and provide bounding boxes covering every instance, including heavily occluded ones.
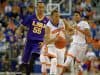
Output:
[32,21,45,34]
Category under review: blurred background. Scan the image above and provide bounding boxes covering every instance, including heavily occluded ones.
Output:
[0,0,100,74]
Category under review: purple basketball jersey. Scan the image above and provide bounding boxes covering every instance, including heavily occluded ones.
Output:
[21,13,49,41]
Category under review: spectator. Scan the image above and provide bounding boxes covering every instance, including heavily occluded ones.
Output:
[1,53,10,71]
[0,30,7,52]
[4,2,12,17]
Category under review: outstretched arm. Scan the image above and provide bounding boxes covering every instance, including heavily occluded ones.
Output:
[63,19,75,36]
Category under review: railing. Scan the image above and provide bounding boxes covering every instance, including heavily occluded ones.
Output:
[34,0,72,16]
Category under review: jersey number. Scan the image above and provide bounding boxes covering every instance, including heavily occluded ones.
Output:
[33,27,42,34]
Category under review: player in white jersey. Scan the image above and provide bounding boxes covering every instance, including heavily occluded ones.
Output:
[40,10,66,75]
[61,11,91,75]
[47,10,66,75]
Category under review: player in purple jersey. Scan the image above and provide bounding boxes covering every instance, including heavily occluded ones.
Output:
[17,1,49,75]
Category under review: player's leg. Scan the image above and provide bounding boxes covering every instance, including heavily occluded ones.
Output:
[76,44,88,75]
[27,40,44,75]
[56,47,66,75]
[41,64,47,75]
[61,44,77,75]
[47,46,57,75]
[19,39,32,75]
[50,57,57,75]
[40,54,48,75]
[77,44,87,62]
[27,53,40,75]
[40,44,49,75]
[65,45,76,66]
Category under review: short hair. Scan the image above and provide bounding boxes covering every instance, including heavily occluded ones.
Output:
[37,1,45,5]
[73,11,81,16]
[51,9,59,16]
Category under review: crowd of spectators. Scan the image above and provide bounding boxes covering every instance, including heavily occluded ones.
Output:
[0,0,99,73]
[0,0,34,72]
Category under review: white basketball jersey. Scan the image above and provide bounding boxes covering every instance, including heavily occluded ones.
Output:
[46,19,65,44]
[72,21,90,44]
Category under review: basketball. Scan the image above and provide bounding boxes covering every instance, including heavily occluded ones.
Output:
[54,36,67,49]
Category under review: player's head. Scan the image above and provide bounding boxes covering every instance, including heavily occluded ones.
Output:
[51,9,60,25]
[73,11,81,22]
[37,1,45,14]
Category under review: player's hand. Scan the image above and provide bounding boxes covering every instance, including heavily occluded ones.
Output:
[41,44,48,56]
[39,42,44,48]
[73,25,79,30]
[43,45,48,56]
[15,28,22,36]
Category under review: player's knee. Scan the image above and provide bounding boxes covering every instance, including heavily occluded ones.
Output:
[50,58,57,75]
[51,58,57,65]
[40,55,45,62]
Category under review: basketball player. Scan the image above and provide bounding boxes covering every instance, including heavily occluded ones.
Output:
[19,1,49,75]
[44,10,66,75]
[61,11,91,75]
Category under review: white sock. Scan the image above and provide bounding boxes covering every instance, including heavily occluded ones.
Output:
[64,56,73,66]
[50,58,57,75]
[41,64,47,73]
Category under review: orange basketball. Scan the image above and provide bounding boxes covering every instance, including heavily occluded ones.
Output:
[54,36,67,49]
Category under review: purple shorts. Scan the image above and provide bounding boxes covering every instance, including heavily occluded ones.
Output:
[22,39,42,63]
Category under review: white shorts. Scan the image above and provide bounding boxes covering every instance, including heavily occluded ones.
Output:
[67,43,87,62]
[40,54,50,64]
[47,44,66,65]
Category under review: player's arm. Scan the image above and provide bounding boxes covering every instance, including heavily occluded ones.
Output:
[16,24,27,36]
[21,15,31,27]
[18,25,26,31]
[44,26,54,44]
[44,26,57,45]
[16,15,31,34]
[44,26,50,44]
[74,24,93,43]
[63,19,74,36]
[75,21,91,37]
[75,26,91,37]
[63,19,71,30]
